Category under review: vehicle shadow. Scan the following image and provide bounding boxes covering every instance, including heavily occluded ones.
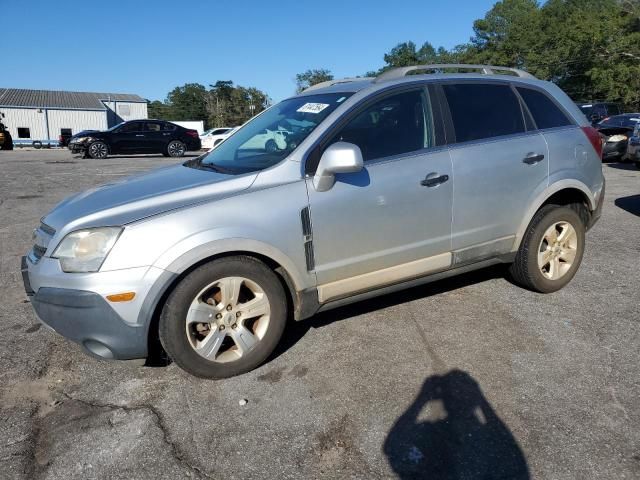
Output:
[606,162,638,171]
[146,265,508,368]
[614,195,640,217]
[384,370,530,479]
[272,265,507,360]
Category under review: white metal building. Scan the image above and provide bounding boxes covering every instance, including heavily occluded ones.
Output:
[0,88,148,145]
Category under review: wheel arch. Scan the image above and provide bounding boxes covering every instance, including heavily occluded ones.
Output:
[143,244,310,363]
[513,180,595,251]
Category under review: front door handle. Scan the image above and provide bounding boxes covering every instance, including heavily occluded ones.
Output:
[135,134,145,137]
[421,173,450,187]
[523,153,545,164]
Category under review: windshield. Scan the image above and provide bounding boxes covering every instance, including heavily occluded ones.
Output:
[191,93,352,174]
[107,122,125,132]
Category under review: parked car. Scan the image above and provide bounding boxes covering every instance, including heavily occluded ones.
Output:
[23,64,605,379]
[628,122,640,168]
[577,102,623,125]
[240,127,290,151]
[0,113,13,150]
[596,114,640,162]
[200,127,236,150]
[68,120,201,159]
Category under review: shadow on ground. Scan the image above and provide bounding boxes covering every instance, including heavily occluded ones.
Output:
[384,370,529,479]
[273,265,508,361]
[614,195,640,217]
[606,162,639,171]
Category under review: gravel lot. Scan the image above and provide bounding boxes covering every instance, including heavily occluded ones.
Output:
[0,149,638,479]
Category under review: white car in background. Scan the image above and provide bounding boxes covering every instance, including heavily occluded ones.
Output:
[240,128,290,151]
[200,127,235,150]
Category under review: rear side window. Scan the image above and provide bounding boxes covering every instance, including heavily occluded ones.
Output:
[329,89,434,162]
[443,83,525,143]
[162,122,177,131]
[517,87,572,129]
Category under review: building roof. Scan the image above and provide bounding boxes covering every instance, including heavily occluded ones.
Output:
[0,88,146,110]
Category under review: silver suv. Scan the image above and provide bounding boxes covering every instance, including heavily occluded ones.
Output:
[22,64,605,378]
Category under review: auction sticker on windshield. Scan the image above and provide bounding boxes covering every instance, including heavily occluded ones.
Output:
[297,103,330,114]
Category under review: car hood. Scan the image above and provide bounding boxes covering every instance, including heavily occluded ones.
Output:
[43,163,257,231]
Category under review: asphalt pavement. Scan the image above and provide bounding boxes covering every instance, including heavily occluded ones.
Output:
[0,149,638,479]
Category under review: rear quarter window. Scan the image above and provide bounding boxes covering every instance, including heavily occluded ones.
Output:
[442,83,525,143]
[517,87,572,129]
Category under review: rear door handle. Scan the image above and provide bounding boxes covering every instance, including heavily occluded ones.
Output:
[421,173,449,187]
[135,134,145,137]
[523,153,545,164]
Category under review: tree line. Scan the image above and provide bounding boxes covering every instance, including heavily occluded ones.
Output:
[149,0,640,127]
[148,81,271,129]
[311,0,640,109]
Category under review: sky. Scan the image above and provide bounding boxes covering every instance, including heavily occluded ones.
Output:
[3,0,498,103]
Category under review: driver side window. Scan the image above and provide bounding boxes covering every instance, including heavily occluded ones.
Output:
[329,89,434,162]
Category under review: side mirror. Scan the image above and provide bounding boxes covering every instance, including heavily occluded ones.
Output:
[313,142,364,192]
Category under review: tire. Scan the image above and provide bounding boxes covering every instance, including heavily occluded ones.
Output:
[88,141,108,159]
[33,141,42,149]
[166,140,186,157]
[265,139,277,152]
[509,205,585,293]
[159,256,287,379]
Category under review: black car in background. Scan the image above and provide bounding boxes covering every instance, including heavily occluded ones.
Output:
[596,113,640,162]
[577,102,623,124]
[69,120,201,159]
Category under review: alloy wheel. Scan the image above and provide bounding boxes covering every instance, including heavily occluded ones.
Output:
[89,142,107,158]
[185,276,271,363]
[168,141,185,157]
[537,221,578,280]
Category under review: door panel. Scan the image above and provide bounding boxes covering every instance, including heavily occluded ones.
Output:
[111,121,146,153]
[307,148,453,287]
[449,132,548,250]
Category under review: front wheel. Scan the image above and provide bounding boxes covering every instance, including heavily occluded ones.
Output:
[166,140,186,157]
[509,205,585,293]
[88,141,108,159]
[159,256,287,379]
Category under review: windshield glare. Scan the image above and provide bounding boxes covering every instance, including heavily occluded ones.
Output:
[196,93,352,173]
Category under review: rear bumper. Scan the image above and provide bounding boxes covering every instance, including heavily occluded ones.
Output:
[587,177,605,230]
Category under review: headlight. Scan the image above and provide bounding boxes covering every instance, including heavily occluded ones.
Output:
[607,134,627,143]
[52,227,122,273]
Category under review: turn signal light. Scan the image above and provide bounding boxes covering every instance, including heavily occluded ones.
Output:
[106,292,136,302]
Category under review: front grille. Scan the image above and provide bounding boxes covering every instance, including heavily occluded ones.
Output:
[29,222,56,264]
[32,244,47,261]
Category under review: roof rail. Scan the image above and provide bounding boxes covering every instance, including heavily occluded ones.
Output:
[302,77,373,93]
[374,64,535,83]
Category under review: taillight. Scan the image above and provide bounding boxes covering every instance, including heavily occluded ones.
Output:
[59,135,63,141]
[581,126,603,159]
[185,130,199,139]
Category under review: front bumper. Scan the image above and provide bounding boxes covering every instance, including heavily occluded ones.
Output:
[29,286,148,359]
[602,141,627,160]
[21,255,169,360]
[68,142,86,154]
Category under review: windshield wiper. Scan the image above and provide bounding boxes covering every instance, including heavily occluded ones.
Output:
[197,161,236,174]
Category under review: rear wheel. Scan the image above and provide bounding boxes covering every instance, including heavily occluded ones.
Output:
[167,140,186,157]
[88,141,108,159]
[159,256,287,379]
[509,205,585,293]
